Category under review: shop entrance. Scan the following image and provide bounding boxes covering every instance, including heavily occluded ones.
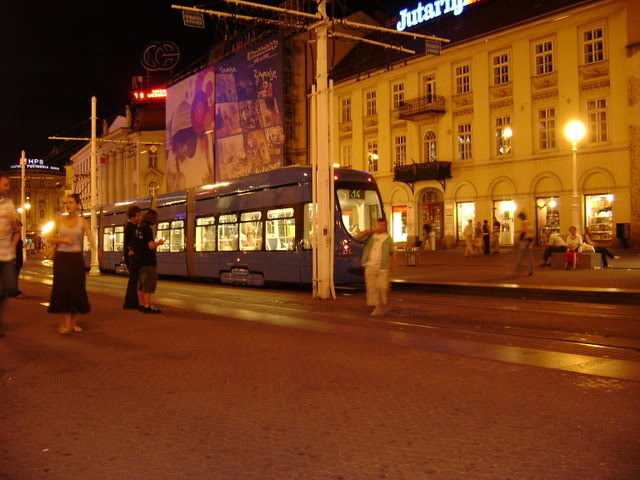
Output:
[419,188,444,248]
[391,205,408,243]
[456,201,475,244]
[492,200,516,245]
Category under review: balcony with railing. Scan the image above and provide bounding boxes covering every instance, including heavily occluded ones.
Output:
[393,160,452,192]
[396,95,445,120]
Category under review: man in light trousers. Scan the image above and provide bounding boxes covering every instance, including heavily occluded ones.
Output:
[358,218,396,316]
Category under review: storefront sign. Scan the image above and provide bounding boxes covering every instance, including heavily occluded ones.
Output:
[396,0,466,32]
[10,158,61,171]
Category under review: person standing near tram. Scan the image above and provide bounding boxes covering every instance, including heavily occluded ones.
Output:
[123,205,142,310]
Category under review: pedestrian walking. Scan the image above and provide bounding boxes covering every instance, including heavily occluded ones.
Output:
[0,174,19,336]
[47,194,94,335]
[513,210,534,276]
[8,220,23,297]
[463,219,474,256]
[357,218,396,316]
[422,219,436,251]
[491,216,501,253]
[123,205,142,310]
[473,221,483,256]
[482,219,490,255]
[133,209,164,314]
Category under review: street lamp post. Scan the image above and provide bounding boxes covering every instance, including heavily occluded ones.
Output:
[564,120,586,228]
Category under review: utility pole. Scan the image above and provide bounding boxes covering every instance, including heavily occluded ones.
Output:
[89,97,99,276]
[20,150,26,260]
[171,1,447,299]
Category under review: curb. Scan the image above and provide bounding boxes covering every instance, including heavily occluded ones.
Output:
[391,279,640,305]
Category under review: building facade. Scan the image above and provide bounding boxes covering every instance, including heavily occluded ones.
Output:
[5,162,65,242]
[331,0,638,248]
[71,107,167,206]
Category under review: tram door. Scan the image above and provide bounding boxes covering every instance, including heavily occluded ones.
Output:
[420,188,444,248]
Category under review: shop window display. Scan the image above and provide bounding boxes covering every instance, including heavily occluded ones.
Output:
[536,198,560,245]
[585,194,613,245]
[392,206,408,243]
[456,202,475,243]
[493,200,516,245]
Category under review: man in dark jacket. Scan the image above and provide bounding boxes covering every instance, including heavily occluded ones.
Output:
[133,209,164,314]
[122,205,142,309]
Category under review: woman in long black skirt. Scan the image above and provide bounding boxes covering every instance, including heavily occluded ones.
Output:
[47,194,94,334]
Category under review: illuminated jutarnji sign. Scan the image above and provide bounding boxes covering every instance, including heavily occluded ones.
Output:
[396,0,478,31]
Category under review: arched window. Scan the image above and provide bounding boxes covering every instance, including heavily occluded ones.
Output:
[424,131,437,162]
[148,181,159,197]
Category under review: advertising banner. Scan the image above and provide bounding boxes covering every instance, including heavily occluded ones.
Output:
[165,65,215,192]
[215,34,284,181]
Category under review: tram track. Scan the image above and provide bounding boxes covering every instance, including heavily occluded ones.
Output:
[21,266,640,363]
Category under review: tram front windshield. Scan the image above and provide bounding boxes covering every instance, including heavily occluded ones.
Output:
[336,188,382,239]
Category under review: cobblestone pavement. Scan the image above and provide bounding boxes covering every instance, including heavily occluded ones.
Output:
[1,281,639,480]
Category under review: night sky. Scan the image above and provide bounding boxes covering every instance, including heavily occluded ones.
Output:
[1,0,397,170]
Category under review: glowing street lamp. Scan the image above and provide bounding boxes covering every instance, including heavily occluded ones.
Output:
[564,120,586,227]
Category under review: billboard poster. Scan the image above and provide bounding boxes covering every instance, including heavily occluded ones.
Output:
[215,34,284,181]
[165,65,215,192]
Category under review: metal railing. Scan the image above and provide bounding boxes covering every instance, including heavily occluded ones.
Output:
[397,94,445,117]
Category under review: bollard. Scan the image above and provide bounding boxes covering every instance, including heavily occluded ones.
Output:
[406,247,419,267]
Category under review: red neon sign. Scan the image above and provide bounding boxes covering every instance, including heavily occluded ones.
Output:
[132,88,167,101]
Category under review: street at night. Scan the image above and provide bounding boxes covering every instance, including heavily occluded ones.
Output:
[1,260,639,479]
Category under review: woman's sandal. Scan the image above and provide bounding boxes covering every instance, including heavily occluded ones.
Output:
[72,326,83,333]
[58,325,72,335]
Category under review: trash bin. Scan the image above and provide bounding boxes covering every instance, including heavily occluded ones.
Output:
[616,223,630,248]
[406,247,419,267]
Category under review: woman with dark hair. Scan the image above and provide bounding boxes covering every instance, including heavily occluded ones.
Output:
[47,194,94,334]
[583,227,619,268]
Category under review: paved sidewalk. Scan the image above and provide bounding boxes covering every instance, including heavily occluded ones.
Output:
[392,247,640,302]
[1,282,639,480]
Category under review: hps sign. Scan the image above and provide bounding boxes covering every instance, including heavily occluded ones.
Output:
[396,0,467,31]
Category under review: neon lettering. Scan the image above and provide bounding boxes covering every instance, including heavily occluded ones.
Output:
[396,0,466,31]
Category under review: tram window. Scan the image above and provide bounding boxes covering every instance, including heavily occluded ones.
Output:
[303,203,313,249]
[170,220,185,252]
[336,189,382,238]
[114,226,124,252]
[156,222,171,253]
[103,227,114,252]
[240,211,262,251]
[218,214,238,251]
[195,217,216,252]
[267,208,295,251]
[240,211,261,222]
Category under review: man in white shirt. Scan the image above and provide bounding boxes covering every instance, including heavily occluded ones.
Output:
[358,219,396,316]
[539,231,567,267]
[0,174,19,336]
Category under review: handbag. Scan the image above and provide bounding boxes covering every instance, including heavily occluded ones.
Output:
[43,243,57,260]
[579,243,595,253]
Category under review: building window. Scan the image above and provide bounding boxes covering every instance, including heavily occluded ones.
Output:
[148,181,159,197]
[492,52,510,85]
[534,40,554,75]
[457,123,472,160]
[454,63,471,94]
[495,116,512,155]
[423,74,436,99]
[148,149,158,169]
[341,144,352,168]
[537,108,556,150]
[366,139,378,172]
[424,131,437,162]
[40,209,45,219]
[587,98,608,143]
[392,82,405,109]
[365,90,377,116]
[340,97,351,123]
[394,135,407,166]
[583,26,605,64]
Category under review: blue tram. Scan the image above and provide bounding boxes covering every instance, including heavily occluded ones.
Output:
[90,166,384,286]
